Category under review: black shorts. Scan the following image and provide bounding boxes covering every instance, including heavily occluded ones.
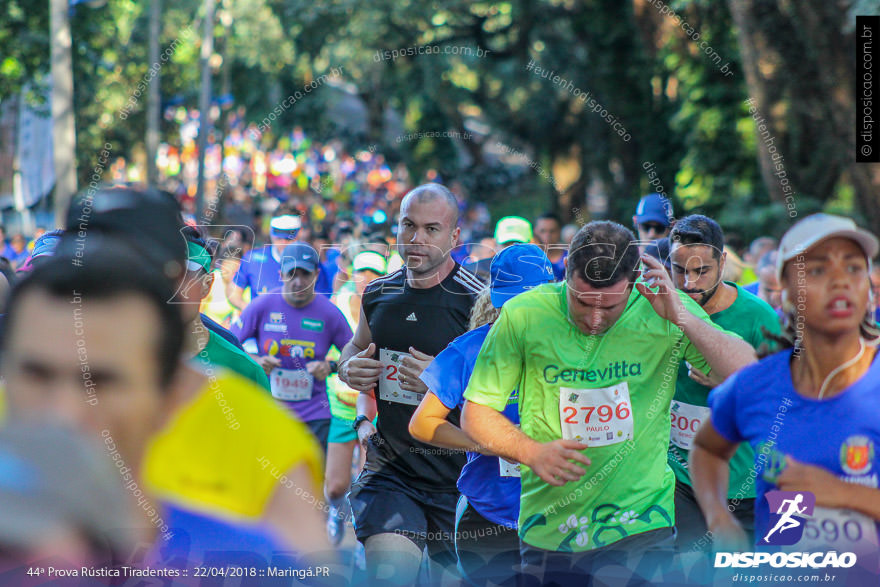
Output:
[519,527,675,587]
[305,417,330,454]
[454,497,520,586]
[674,479,755,552]
[347,469,458,562]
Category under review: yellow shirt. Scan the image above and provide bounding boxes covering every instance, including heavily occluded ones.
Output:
[144,369,322,520]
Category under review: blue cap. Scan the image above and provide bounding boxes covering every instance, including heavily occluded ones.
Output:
[635,193,673,226]
[280,242,319,275]
[489,244,555,308]
[31,230,64,259]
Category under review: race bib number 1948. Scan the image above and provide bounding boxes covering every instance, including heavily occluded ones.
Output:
[560,383,633,447]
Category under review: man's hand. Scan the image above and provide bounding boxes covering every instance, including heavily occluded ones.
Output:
[687,362,725,388]
[635,254,687,326]
[306,360,331,381]
[356,418,378,452]
[522,439,591,487]
[399,347,433,393]
[777,456,848,508]
[340,343,382,392]
[257,355,281,375]
[708,515,751,553]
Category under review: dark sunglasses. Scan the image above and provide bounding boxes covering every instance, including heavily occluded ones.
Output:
[639,222,667,234]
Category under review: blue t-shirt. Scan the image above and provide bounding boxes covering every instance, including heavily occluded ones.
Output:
[419,324,520,528]
[233,245,332,299]
[743,281,759,296]
[550,250,567,281]
[201,313,244,350]
[148,504,283,568]
[709,349,880,551]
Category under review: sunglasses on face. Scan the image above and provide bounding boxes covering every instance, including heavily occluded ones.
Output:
[639,222,666,234]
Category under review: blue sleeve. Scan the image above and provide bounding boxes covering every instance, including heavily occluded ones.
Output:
[420,345,468,410]
[233,256,250,289]
[316,269,333,298]
[707,373,745,444]
[231,300,260,343]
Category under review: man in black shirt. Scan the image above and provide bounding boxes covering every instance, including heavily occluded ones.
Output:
[339,183,482,584]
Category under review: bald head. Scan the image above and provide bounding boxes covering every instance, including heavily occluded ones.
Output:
[401,183,459,228]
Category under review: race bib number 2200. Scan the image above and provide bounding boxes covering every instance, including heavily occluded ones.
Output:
[560,383,633,447]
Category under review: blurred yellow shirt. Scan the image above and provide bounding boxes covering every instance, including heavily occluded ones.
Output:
[144,369,322,520]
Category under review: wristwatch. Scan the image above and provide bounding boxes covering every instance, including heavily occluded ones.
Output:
[352,414,371,432]
[328,360,339,374]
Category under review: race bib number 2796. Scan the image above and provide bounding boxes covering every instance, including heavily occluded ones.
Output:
[560,383,633,447]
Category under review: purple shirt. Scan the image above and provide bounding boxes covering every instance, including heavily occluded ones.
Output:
[232,289,352,421]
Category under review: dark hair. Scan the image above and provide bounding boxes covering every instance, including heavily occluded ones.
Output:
[536,212,562,226]
[669,214,724,260]
[2,236,184,389]
[566,221,640,287]
[65,186,186,281]
[0,258,15,288]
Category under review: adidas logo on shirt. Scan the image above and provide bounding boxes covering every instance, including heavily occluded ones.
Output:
[406,312,418,321]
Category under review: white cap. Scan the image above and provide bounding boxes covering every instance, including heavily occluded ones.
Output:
[776,213,879,280]
[353,251,387,275]
[270,214,302,231]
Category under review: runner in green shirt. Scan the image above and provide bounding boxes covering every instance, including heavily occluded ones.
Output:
[665,215,781,552]
[178,228,270,390]
[461,220,758,584]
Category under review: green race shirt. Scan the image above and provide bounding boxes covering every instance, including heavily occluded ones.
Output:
[195,327,271,391]
[668,283,780,498]
[464,281,729,552]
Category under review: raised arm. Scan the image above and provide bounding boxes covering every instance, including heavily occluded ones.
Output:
[637,254,756,379]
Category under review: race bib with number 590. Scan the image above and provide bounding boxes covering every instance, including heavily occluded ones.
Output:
[794,506,880,557]
[559,383,633,447]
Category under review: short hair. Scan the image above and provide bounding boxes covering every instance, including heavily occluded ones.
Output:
[566,221,640,288]
[2,236,184,389]
[402,183,460,228]
[669,214,724,260]
[536,212,562,226]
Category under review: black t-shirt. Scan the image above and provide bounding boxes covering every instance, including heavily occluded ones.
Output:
[361,263,482,492]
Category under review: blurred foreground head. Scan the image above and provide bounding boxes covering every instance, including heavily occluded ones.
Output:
[1,236,184,472]
[0,423,134,569]
[66,185,187,282]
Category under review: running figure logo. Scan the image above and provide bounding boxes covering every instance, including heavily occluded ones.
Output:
[761,490,816,545]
